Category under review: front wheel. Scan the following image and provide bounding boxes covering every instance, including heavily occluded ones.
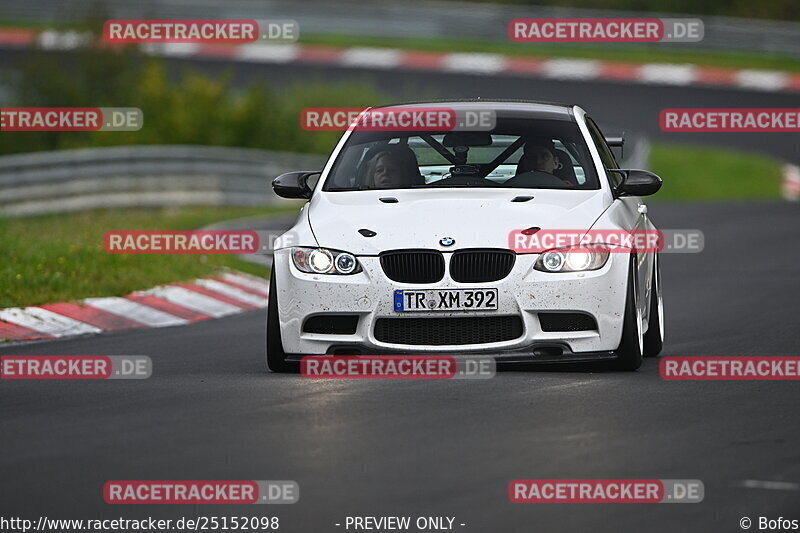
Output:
[643,254,664,357]
[613,255,644,371]
[266,270,298,373]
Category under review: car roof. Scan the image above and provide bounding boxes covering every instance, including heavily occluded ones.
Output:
[371,99,577,121]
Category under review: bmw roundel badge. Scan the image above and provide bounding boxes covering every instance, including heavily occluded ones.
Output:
[439,237,455,247]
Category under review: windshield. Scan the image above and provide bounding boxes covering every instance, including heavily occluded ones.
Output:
[322,117,599,191]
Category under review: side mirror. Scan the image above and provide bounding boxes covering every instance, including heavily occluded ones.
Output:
[272,171,320,199]
[610,169,662,197]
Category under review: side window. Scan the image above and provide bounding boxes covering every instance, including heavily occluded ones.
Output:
[585,117,622,187]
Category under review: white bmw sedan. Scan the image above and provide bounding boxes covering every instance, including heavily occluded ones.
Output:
[267,101,664,372]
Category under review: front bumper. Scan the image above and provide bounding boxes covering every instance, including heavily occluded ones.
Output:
[272,249,629,359]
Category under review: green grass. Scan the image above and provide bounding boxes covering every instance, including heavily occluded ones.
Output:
[0,205,298,308]
[649,143,784,201]
[302,33,800,73]
[0,19,62,29]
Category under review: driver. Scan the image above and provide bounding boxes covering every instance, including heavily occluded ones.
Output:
[367,146,421,189]
[518,145,559,174]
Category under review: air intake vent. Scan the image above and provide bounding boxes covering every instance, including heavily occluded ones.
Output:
[303,315,359,335]
[538,313,597,332]
[450,249,516,283]
[374,316,523,345]
[380,249,445,284]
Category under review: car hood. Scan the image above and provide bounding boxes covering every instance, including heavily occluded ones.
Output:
[308,188,610,255]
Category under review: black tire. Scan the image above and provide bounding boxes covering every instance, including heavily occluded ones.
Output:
[613,255,644,371]
[643,254,664,358]
[266,270,298,373]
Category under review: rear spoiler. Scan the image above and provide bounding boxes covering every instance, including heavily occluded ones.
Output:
[605,134,624,159]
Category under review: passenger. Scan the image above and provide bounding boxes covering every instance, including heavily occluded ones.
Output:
[367,147,421,189]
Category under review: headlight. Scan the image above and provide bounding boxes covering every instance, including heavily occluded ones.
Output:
[334,252,357,274]
[534,246,610,273]
[291,247,362,275]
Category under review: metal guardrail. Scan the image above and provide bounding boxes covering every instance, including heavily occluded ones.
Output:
[0,0,798,56]
[0,145,326,217]
[0,137,649,218]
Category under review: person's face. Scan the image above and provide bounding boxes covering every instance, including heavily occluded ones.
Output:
[533,149,557,173]
[374,155,404,188]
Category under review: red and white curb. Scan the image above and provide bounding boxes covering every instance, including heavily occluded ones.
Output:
[0,28,798,93]
[783,164,800,201]
[0,271,268,343]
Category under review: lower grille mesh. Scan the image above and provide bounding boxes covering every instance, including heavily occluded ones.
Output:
[374,316,523,345]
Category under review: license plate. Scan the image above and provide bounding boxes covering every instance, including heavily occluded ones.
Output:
[393,288,498,312]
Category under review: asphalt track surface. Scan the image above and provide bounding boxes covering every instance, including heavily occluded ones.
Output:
[2,201,800,532]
